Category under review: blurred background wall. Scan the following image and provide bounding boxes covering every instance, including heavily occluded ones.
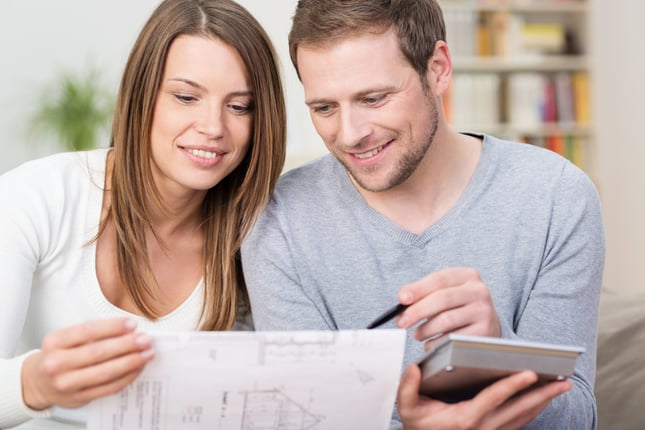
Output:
[0,1,643,294]
[0,0,324,174]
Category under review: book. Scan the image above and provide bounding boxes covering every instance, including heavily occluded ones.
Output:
[477,12,492,56]
[567,135,586,168]
[507,73,546,127]
[520,23,566,54]
[555,72,575,124]
[542,76,558,123]
[572,72,591,124]
[417,334,584,402]
[449,74,501,128]
[487,10,522,56]
[546,134,565,157]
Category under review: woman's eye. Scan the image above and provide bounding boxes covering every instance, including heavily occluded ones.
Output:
[229,103,252,114]
[174,93,197,103]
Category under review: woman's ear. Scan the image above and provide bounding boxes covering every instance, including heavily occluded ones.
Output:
[426,40,452,96]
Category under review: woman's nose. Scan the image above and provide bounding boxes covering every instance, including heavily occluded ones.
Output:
[196,103,224,138]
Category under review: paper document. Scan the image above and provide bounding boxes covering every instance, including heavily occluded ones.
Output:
[88,329,405,430]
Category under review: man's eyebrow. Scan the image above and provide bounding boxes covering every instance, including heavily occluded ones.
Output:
[305,86,395,106]
[305,97,334,107]
[354,86,395,97]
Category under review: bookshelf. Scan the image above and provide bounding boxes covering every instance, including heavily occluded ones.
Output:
[442,0,592,173]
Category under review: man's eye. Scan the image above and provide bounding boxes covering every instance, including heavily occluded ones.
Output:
[313,105,331,114]
[364,94,386,105]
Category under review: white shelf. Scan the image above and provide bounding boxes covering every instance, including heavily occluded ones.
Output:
[441,0,587,14]
[443,0,592,172]
[452,55,588,72]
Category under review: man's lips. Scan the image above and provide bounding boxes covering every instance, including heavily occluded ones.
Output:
[351,140,392,159]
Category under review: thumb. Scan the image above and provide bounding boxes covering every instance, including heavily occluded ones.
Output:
[397,364,422,417]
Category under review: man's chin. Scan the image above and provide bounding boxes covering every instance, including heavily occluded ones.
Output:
[346,169,393,193]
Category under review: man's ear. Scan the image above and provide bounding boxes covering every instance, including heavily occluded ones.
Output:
[426,41,452,96]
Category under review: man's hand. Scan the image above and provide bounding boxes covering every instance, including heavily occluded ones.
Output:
[396,267,500,349]
[398,364,572,430]
[21,318,155,410]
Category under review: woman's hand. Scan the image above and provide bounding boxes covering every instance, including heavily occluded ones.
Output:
[21,317,154,410]
[398,364,571,430]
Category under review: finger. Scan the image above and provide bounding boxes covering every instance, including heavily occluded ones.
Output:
[396,364,423,419]
[42,318,137,350]
[53,349,155,394]
[43,331,151,374]
[398,284,467,329]
[491,380,572,430]
[421,332,450,351]
[397,271,486,330]
[468,371,539,414]
[397,267,482,305]
[499,398,551,430]
[64,367,147,408]
[413,299,493,343]
[411,305,468,342]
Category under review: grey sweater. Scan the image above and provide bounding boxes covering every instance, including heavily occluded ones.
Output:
[242,135,604,429]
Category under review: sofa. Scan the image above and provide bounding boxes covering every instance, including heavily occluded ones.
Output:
[595,289,645,429]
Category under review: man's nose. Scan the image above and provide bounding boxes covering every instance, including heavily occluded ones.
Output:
[337,108,371,147]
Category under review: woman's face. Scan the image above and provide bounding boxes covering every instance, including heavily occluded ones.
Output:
[149,34,253,199]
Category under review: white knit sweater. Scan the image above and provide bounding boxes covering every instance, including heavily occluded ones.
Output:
[0,149,223,429]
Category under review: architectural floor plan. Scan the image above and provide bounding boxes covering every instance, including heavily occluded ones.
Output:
[88,330,405,430]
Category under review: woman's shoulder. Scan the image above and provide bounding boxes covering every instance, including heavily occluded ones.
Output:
[0,148,110,202]
[2,148,109,180]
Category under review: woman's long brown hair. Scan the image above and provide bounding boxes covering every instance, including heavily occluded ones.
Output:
[102,0,286,330]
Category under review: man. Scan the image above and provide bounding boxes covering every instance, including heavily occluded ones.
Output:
[242,0,604,428]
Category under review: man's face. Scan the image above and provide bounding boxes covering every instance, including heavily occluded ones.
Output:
[297,29,439,192]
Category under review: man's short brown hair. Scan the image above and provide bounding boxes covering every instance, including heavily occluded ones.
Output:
[288,0,446,82]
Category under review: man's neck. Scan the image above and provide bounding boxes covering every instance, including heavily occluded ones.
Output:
[355,131,483,235]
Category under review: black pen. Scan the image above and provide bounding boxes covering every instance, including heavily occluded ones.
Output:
[366,303,409,329]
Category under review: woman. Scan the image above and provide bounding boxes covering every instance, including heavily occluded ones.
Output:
[0,0,286,428]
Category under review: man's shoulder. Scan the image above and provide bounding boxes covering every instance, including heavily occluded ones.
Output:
[253,154,352,228]
[485,134,562,164]
[481,135,599,212]
[484,134,589,181]
[274,154,343,198]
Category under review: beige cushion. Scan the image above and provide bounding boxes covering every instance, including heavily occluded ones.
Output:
[595,290,645,430]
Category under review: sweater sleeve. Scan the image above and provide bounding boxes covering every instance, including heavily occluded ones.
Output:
[0,352,53,427]
[518,162,604,429]
[0,162,57,427]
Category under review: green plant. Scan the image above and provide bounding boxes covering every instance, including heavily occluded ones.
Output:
[29,68,114,151]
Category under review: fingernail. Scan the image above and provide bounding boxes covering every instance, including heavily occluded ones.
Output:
[141,349,155,360]
[124,319,137,330]
[398,315,409,327]
[136,334,150,347]
[400,292,413,304]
